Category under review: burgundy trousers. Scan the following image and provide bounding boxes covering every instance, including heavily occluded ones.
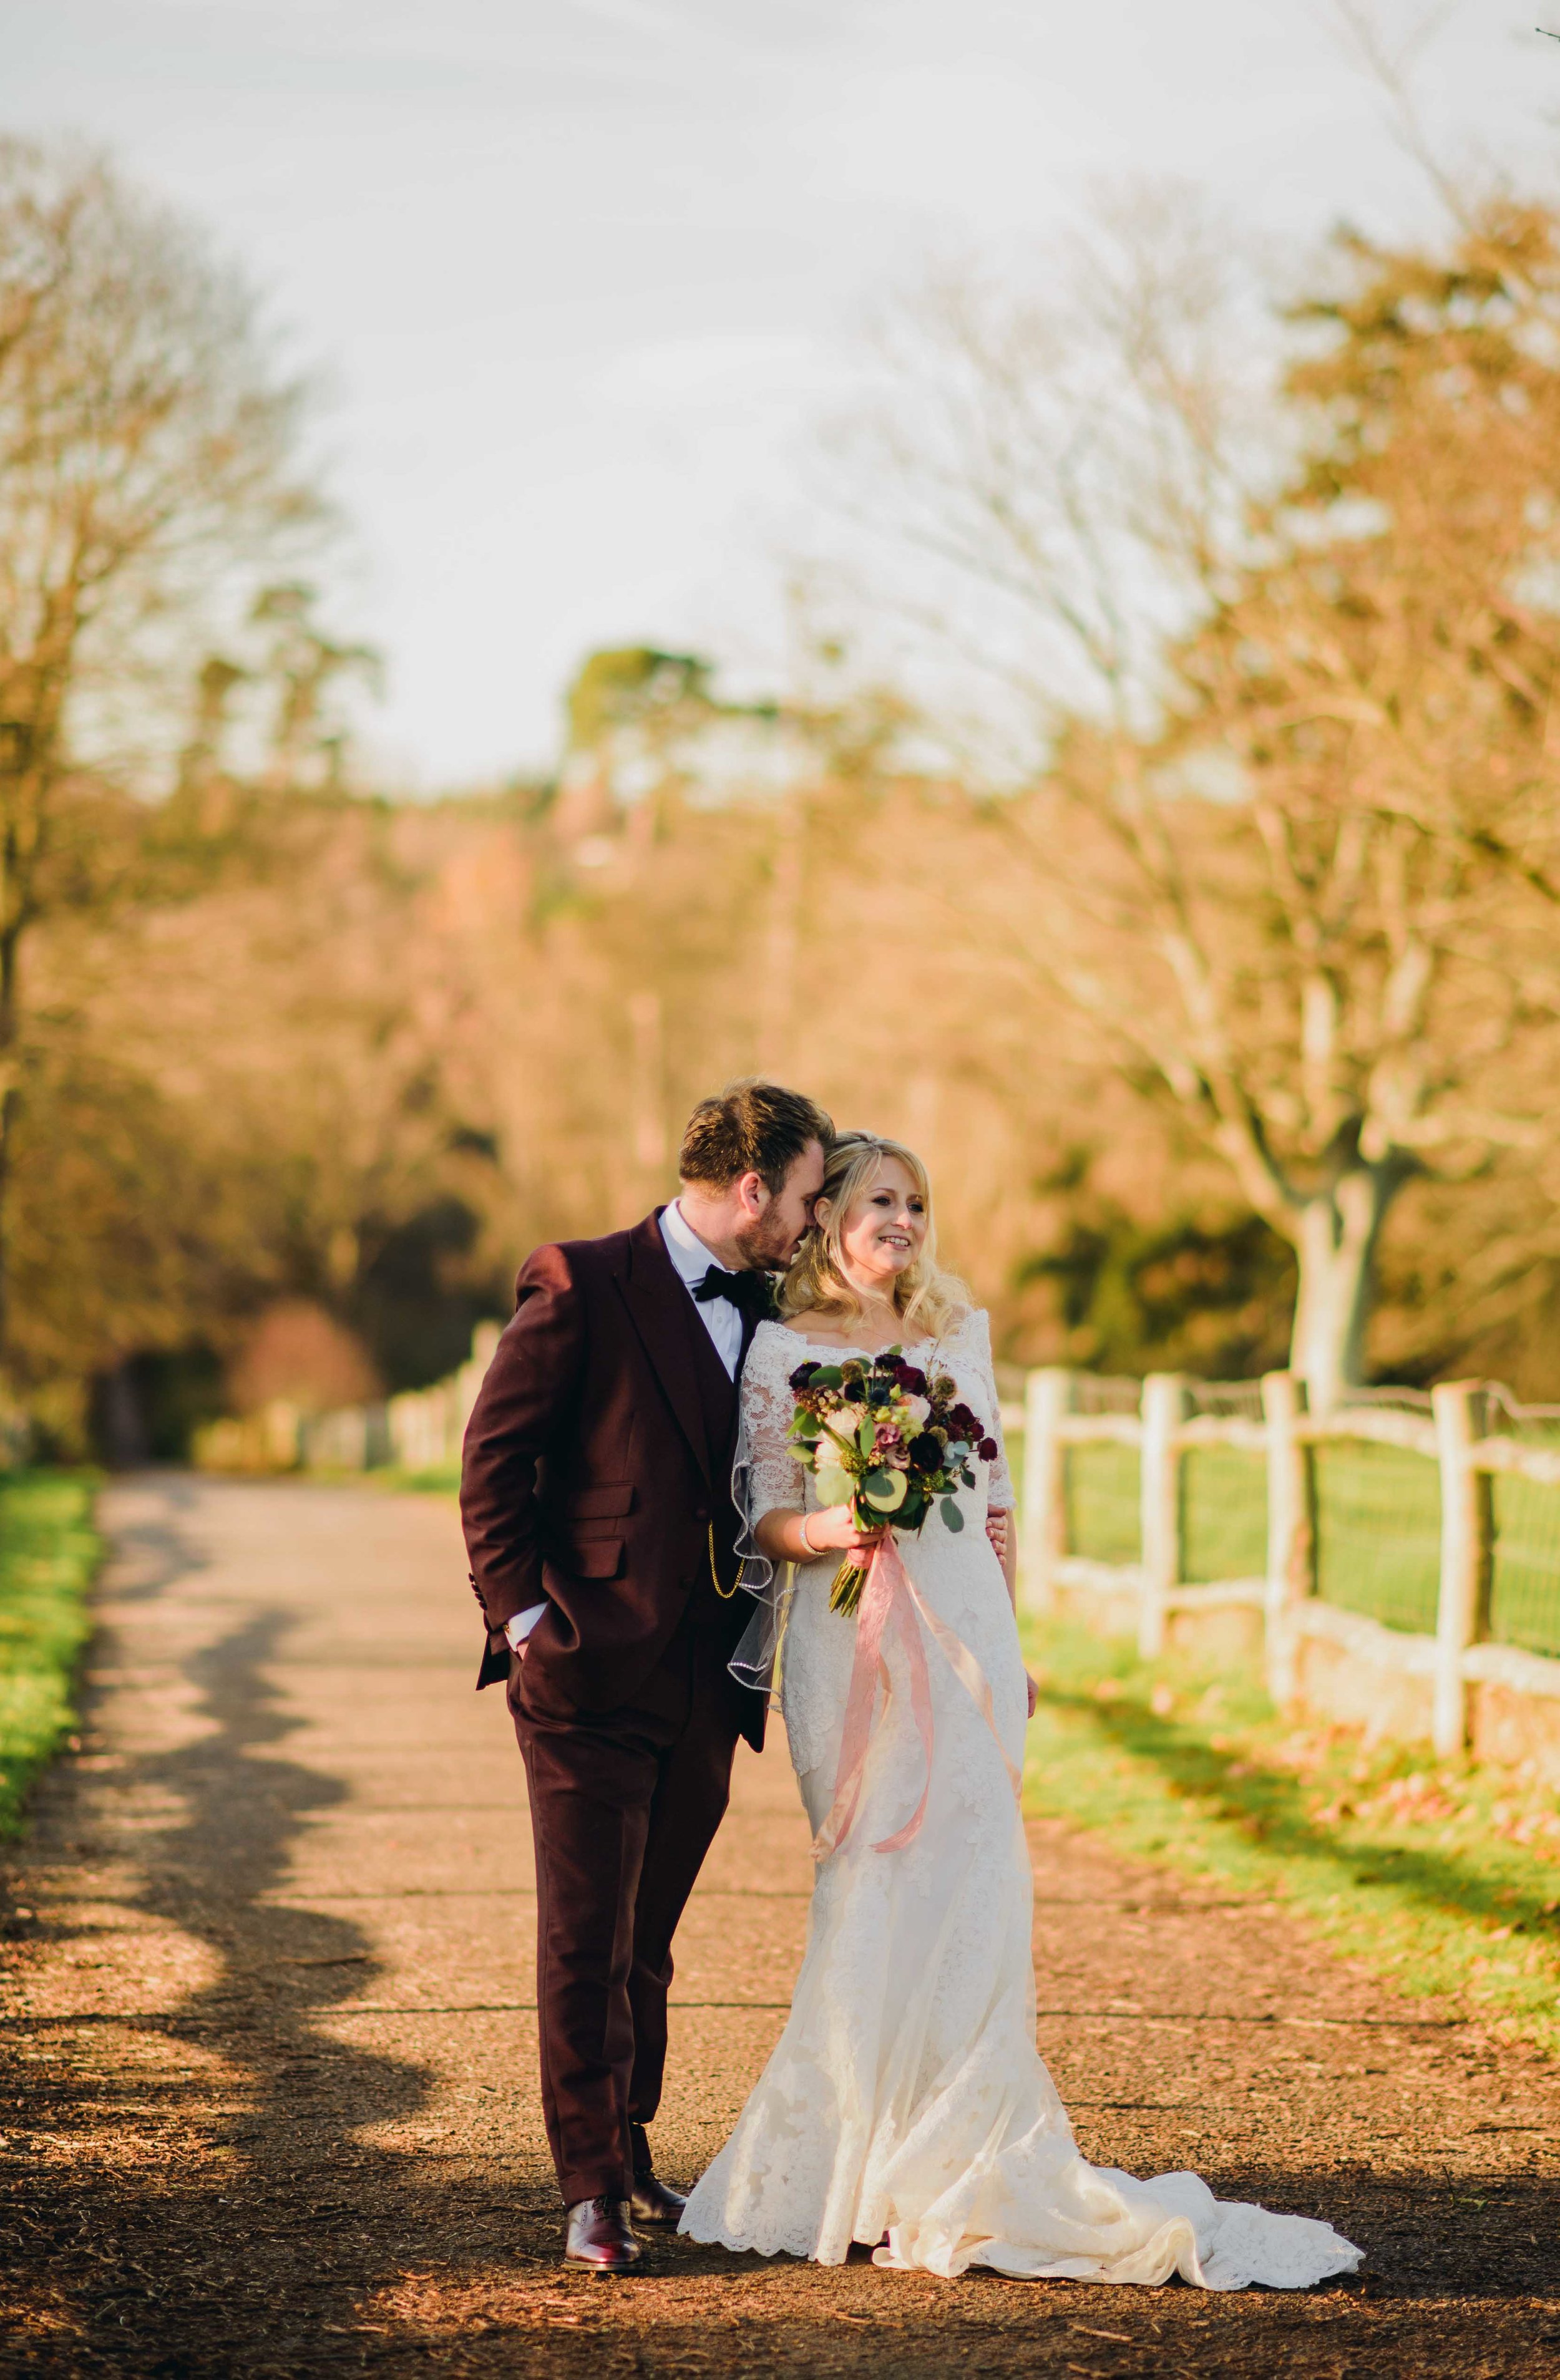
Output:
[511,1611,747,2205]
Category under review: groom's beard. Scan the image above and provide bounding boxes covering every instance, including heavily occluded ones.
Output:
[733,1209,801,1276]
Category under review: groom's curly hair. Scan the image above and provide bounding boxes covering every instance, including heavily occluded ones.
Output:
[678,1079,834,1194]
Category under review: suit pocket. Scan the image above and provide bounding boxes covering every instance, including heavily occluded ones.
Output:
[566,1484,635,1538]
[560,1538,625,1580]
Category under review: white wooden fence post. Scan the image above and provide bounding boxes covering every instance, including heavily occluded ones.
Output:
[261,1400,301,1472]
[1432,1379,1493,1759]
[1261,1370,1313,1704]
[1138,1373,1188,1660]
[1020,1367,1074,1615]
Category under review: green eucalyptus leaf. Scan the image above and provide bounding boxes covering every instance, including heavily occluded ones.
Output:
[940,1497,965,1532]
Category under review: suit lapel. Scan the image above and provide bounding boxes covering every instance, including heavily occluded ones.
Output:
[614,1210,716,1490]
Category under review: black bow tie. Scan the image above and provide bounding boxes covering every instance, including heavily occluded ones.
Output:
[692,1265,771,1320]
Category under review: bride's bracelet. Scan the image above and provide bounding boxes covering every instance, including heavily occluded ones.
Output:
[797,1510,819,1558]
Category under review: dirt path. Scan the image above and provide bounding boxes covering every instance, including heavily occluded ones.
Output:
[2,1474,1557,2378]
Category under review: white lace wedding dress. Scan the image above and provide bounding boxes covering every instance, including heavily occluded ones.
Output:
[679,1309,1362,2288]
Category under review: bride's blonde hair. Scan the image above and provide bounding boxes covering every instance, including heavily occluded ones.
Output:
[781,1130,968,1340]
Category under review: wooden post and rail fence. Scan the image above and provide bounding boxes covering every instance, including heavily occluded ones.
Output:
[1019,1365,1560,1762]
[197,1328,1560,1765]
[192,1323,503,1483]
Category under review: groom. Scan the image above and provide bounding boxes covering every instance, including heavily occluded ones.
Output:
[460,1080,832,2270]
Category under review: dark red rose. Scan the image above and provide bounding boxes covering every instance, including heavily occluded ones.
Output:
[893,1361,927,1394]
[978,1436,999,1462]
[788,1362,816,1391]
[908,1432,943,1470]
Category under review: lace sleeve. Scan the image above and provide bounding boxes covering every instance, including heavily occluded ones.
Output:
[740,1323,805,1522]
[728,1323,804,1701]
[967,1308,1016,1510]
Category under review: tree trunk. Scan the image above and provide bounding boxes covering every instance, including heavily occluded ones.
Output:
[0,911,21,1369]
[1287,1163,1403,1414]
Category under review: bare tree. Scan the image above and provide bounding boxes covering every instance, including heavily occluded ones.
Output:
[837,197,1560,1407]
[816,187,1277,768]
[0,136,332,1356]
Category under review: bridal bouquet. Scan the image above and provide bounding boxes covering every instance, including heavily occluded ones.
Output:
[786,1347,999,1616]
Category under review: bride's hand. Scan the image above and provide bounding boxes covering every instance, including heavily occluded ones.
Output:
[805,1503,885,1557]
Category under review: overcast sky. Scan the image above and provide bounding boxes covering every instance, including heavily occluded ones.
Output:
[6,1,1553,786]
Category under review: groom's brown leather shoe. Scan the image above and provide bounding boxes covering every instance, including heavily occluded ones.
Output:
[628,2124,688,2225]
[564,2197,641,2271]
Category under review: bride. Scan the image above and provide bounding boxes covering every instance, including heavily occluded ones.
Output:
[679,1130,1362,2290]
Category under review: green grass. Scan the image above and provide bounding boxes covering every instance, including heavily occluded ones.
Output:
[1065,1443,1140,1566]
[1491,1468,1560,1658]
[1182,1444,1267,1583]
[1020,1613,1560,2056]
[369,1464,460,1498]
[1314,1440,1442,1634]
[0,1471,100,1837]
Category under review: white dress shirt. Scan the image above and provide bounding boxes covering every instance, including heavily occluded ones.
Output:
[657,1197,746,1380]
[502,1202,746,1651]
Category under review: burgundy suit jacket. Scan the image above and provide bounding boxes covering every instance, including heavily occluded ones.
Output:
[459,1210,765,1749]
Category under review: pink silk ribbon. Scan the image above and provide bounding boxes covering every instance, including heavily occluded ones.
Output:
[811,1530,1023,1864]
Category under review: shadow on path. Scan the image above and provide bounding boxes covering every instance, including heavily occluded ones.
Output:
[0,1510,457,2374]
[1,1482,1558,2378]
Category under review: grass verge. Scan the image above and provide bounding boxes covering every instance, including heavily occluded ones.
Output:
[1020,1614,1560,2056]
[0,1471,100,1837]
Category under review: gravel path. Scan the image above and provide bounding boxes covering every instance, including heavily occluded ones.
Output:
[2,1474,1558,2376]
